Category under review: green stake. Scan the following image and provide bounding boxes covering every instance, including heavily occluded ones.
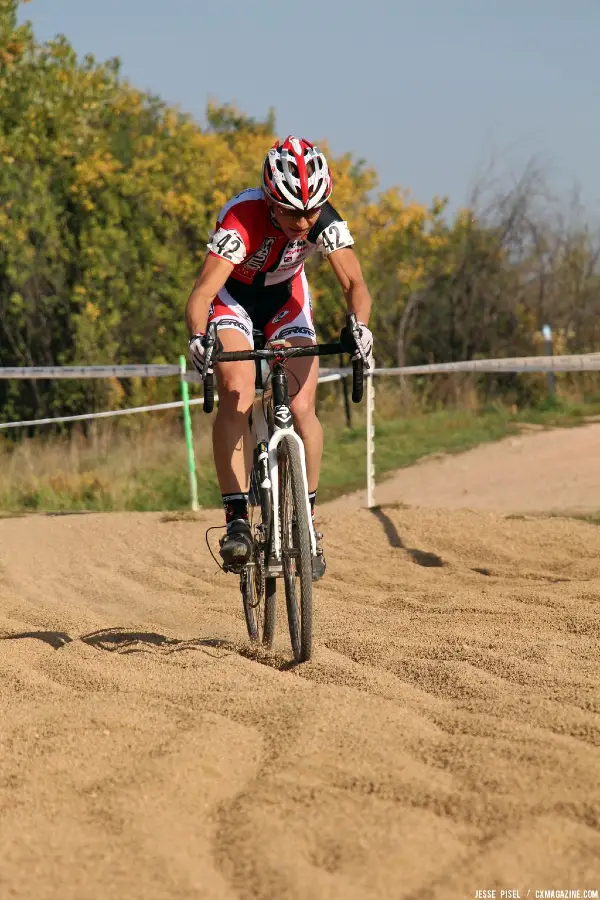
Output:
[179,355,199,511]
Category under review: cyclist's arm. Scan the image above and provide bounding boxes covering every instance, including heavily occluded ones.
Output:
[327,247,372,325]
[185,254,234,335]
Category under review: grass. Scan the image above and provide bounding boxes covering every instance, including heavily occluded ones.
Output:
[0,415,219,513]
[580,514,600,526]
[319,407,516,500]
[318,390,600,500]
[2,393,600,513]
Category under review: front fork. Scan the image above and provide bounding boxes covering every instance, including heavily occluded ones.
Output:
[269,429,316,562]
[251,363,316,565]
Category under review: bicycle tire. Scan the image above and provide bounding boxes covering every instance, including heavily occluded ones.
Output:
[241,465,276,647]
[279,436,313,662]
[241,566,276,648]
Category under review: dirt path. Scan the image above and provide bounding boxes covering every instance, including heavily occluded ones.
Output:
[1,489,599,896]
[2,425,600,897]
[331,422,600,514]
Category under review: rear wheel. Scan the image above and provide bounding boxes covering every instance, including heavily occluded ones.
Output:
[279,436,313,662]
[241,563,276,648]
[242,464,276,647]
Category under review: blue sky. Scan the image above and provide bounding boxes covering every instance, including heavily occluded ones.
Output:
[18,0,600,213]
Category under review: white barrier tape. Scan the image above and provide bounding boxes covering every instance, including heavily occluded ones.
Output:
[3,354,599,429]
[320,353,600,378]
[4,352,600,382]
[371,353,600,375]
[0,394,219,428]
[0,398,212,430]
[0,372,343,429]
[0,364,180,380]
[315,373,343,384]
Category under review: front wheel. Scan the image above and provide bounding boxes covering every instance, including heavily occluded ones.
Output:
[279,436,313,662]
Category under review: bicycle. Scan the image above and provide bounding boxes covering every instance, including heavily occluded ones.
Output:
[201,313,367,663]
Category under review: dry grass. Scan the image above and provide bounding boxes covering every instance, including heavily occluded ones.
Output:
[0,411,217,512]
[3,387,600,513]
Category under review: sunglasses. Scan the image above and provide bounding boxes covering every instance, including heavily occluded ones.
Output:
[273,205,322,221]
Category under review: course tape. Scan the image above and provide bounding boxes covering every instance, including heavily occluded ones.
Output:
[322,353,600,378]
[3,352,599,429]
[372,354,600,375]
[4,352,600,383]
[0,398,204,429]
[0,364,180,380]
[0,372,344,429]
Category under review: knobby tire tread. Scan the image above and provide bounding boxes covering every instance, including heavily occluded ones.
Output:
[242,466,276,648]
[281,436,313,662]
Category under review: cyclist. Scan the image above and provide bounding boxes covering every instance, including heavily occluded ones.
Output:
[186,135,373,578]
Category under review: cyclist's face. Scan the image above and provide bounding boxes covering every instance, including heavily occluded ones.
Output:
[271,203,321,239]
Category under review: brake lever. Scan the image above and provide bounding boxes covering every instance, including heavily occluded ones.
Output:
[202,324,219,379]
[348,314,370,369]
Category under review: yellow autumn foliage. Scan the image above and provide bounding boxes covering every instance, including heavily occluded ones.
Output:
[4,0,597,424]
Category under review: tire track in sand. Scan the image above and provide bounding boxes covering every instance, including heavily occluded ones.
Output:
[0,499,599,898]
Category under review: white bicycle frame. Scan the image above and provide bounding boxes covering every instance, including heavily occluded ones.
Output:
[250,383,317,563]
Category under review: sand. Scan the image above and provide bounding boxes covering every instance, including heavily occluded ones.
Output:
[1,425,600,898]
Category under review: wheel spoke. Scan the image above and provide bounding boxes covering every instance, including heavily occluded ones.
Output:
[241,465,276,648]
[279,437,313,662]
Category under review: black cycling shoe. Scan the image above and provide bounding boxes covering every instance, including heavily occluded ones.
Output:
[219,519,253,573]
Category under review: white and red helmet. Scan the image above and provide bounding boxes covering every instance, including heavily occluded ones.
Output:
[262,135,332,212]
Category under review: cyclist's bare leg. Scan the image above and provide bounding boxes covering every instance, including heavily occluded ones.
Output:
[213,329,255,495]
[284,338,323,494]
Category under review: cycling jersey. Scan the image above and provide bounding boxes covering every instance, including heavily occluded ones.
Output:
[206,188,354,346]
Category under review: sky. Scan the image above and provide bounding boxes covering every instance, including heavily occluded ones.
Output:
[17,0,600,214]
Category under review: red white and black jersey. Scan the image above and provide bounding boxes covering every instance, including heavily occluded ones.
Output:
[206,188,354,306]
